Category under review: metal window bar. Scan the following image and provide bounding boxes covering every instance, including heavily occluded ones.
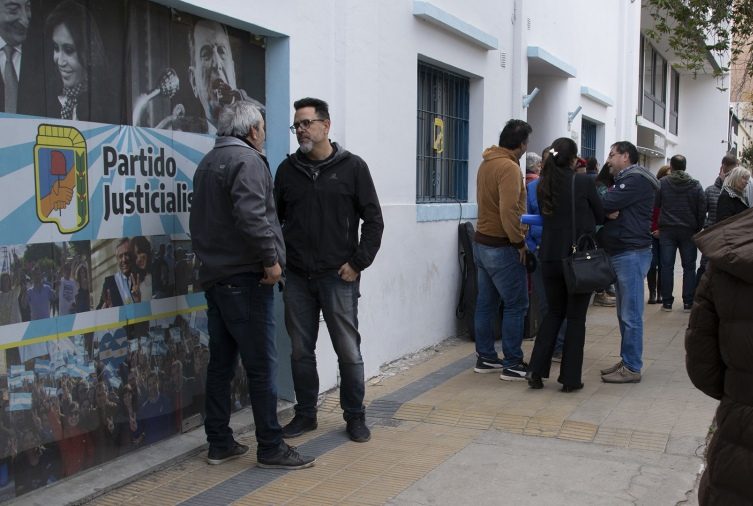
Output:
[416,63,469,203]
[580,120,597,160]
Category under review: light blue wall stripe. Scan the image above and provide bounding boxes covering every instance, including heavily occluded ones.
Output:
[265,36,291,175]
[527,46,577,78]
[416,203,478,222]
[413,1,498,50]
[580,86,614,107]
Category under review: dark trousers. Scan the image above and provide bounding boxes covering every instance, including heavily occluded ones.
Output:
[529,262,591,387]
[647,237,661,296]
[659,227,698,306]
[204,272,282,458]
[284,270,365,421]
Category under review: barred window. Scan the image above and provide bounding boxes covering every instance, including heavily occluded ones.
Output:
[581,119,597,160]
[416,62,470,203]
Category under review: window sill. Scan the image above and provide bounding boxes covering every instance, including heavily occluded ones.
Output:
[416,202,477,222]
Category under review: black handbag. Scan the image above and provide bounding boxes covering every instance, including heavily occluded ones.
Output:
[561,176,616,294]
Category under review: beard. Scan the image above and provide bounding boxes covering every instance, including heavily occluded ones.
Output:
[298,140,314,154]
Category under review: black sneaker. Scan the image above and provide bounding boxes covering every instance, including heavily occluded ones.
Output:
[207,441,249,465]
[661,304,672,312]
[500,361,528,381]
[257,443,316,470]
[474,355,504,373]
[683,303,693,313]
[282,414,317,438]
[346,417,371,443]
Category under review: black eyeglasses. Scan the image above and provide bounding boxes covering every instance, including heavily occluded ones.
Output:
[289,118,325,133]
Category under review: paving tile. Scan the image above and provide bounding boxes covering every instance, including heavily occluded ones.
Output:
[629,430,670,452]
[558,420,598,442]
[492,412,529,432]
[393,402,433,421]
[524,416,564,438]
[594,426,633,447]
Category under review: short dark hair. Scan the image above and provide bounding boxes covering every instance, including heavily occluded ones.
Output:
[586,157,598,173]
[498,119,532,150]
[670,154,686,171]
[610,141,639,164]
[721,154,738,169]
[293,97,330,120]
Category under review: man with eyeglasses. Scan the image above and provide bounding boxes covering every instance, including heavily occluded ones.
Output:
[275,97,384,443]
[598,141,659,384]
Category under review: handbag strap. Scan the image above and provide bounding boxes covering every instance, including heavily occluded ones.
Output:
[569,174,576,253]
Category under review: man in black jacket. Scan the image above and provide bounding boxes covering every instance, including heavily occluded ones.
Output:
[655,154,705,312]
[275,97,384,443]
[190,101,314,470]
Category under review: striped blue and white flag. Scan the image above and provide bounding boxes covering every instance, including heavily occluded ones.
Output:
[35,359,51,376]
[9,393,32,411]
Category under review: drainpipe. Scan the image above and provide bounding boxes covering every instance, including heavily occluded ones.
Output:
[511,0,525,119]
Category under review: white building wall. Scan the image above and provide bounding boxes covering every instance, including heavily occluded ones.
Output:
[521,0,640,161]
[169,0,731,397]
[676,76,732,187]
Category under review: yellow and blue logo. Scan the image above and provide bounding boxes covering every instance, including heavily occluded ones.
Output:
[33,124,89,234]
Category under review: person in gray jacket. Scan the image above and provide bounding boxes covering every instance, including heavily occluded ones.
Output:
[655,154,705,312]
[189,101,314,470]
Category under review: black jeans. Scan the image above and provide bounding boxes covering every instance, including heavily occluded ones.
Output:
[529,261,591,387]
[659,227,698,306]
[284,270,365,421]
[647,237,661,296]
[204,272,283,458]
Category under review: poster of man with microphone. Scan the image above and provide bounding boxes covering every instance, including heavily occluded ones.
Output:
[130,12,265,133]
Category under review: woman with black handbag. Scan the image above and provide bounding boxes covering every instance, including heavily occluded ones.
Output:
[527,138,604,392]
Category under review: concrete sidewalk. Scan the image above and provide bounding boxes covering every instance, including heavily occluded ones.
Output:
[18,298,716,506]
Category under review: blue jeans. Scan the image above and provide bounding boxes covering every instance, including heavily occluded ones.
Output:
[204,272,282,458]
[473,243,528,367]
[659,227,698,306]
[610,248,652,373]
[284,270,364,421]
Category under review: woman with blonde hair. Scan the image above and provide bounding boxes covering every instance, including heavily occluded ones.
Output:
[716,166,750,222]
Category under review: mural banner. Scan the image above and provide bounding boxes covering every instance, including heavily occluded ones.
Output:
[0,0,266,500]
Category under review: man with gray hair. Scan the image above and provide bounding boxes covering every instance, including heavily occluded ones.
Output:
[525,152,541,184]
[190,101,315,470]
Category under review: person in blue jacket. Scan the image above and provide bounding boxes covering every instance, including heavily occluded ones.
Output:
[526,149,565,360]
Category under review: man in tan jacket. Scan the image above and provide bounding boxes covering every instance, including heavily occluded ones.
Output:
[472,119,532,381]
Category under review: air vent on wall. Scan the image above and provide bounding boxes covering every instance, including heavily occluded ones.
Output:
[499,51,507,68]
[527,17,531,30]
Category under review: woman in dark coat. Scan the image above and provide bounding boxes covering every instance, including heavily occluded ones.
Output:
[686,207,753,505]
[527,137,604,392]
[715,167,749,223]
